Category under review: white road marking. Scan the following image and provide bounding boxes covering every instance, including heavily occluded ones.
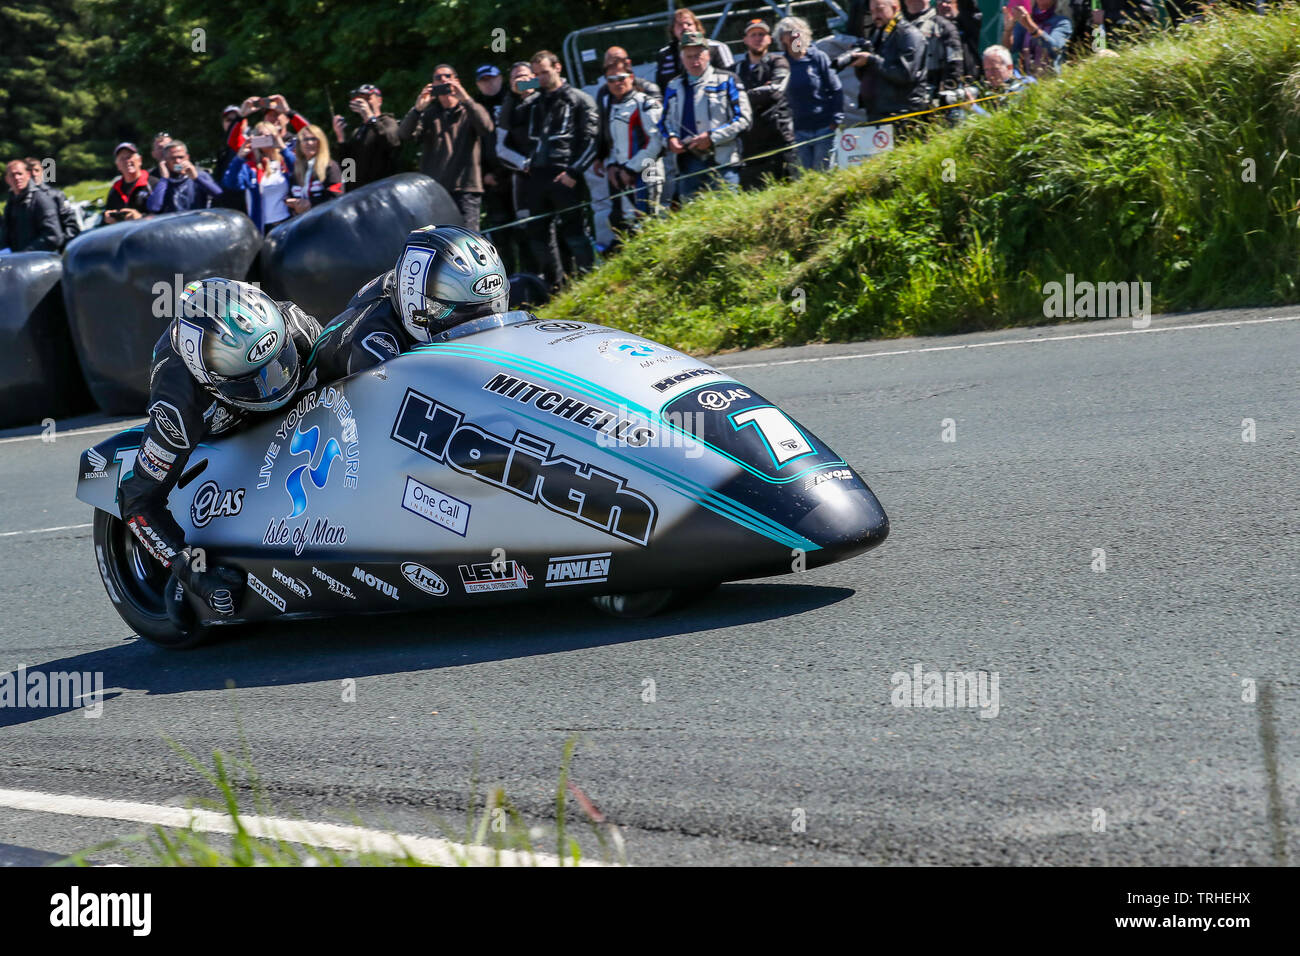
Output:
[0,523,93,538]
[0,787,604,867]
[715,315,1300,371]
[0,420,145,446]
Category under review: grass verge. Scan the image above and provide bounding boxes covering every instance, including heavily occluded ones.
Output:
[541,9,1300,352]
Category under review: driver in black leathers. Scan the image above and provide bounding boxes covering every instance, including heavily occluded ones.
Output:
[118,278,321,625]
[308,224,509,381]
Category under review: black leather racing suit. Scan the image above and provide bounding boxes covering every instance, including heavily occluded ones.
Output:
[306,271,411,383]
[118,303,321,570]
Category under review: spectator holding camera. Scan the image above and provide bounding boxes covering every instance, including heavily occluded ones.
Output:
[102,143,157,225]
[774,16,843,171]
[147,132,172,180]
[287,124,343,215]
[398,65,494,229]
[1008,0,1073,76]
[332,83,400,191]
[736,19,795,187]
[222,122,295,233]
[225,95,310,159]
[660,32,751,201]
[594,61,664,242]
[3,159,63,252]
[655,7,734,91]
[148,141,222,213]
[848,0,928,127]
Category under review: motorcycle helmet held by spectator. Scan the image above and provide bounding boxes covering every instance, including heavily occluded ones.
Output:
[172,278,302,411]
[390,224,509,343]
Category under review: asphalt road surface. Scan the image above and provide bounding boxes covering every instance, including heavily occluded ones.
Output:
[0,308,1295,866]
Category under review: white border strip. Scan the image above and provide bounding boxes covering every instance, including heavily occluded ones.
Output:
[0,787,601,867]
[0,523,93,538]
[0,420,146,446]
[715,315,1300,371]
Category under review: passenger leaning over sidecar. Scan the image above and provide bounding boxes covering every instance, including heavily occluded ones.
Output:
[307,224,510,382]
[118,278,322,625]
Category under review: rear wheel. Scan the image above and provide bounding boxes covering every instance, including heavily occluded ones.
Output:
[590,584,719,619]
[92,510,210,649]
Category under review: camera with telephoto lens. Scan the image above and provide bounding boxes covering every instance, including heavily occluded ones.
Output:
[935,81,980,107]
[833,41,872,72]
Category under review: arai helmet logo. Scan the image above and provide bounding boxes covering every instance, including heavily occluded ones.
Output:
[472,272,505,296]
[247,330,279,363]
[401,561,448,596]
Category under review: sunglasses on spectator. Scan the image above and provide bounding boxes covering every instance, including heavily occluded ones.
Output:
[605,72,632,82]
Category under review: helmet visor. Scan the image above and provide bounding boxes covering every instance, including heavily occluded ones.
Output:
[208,338,300,411]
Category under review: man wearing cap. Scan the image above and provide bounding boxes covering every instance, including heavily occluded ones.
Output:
[735,19,796,188]
[474,65,507,117]
[101,143,157,225]
[333,83,401,191]
[399,64,494,229]
[659,31,751,202]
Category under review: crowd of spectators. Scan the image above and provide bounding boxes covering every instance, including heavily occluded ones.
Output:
[2,2,1238,286]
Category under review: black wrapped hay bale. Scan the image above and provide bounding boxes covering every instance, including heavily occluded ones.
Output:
[61,209,261,414]
[259,173,460,320]
[0,252,93,427]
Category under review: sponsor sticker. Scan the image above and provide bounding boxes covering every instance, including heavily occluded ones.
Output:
[248,572,286,611]
[458,560,532,593]
[472,272,505,297]
[805,468,854,489]
[482,373,654,447]
[401,562,448,596]
[176,319,210,383]
[135,439,174,482]
[651,368,721,392]
[398,248,436,322]
[190,481,245,528]
[401,476,470,536]
[127,516,177,566]
[352,566,400,600]
[83,447,109,480]
[271,567,312,599]
[311,565,356,599]
[392,389,657,546]
[696,387,751,411]
[545,552,612,588]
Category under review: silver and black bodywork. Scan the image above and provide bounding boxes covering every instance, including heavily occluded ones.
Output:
[79,313,889,645]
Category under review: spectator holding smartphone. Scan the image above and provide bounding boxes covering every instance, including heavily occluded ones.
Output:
[147,132,172,180]
[148,140,223,213]
[222,122,295,233]
[332,83,400,191]
[287,124,343,215]
[102,143,156,225]
[3,158,63,251]
[1008,0,1073,76]
[398,65,494,229]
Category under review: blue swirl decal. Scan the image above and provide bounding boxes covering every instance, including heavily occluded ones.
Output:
[285,425,342,518]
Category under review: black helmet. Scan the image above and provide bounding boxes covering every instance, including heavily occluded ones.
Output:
[172,278,301,411]
[390,224,509,343]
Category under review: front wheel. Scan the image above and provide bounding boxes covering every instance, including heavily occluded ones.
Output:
[92,510,210,649]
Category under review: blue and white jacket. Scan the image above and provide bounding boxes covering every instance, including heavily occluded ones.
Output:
[659,65,752,167]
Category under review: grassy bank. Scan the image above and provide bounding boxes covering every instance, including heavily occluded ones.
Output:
[542,9,1300,352]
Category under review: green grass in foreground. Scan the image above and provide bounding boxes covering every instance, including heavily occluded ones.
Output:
[60,179,112,205]
[60,733,622,867]
[542,8,1300,352]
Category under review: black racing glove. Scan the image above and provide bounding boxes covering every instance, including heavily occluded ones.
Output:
[171,550,245,618]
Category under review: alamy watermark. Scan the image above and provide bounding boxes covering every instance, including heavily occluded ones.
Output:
[0,666,104,717]
[1042,274,1152,329]
[890,662,1000,718]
